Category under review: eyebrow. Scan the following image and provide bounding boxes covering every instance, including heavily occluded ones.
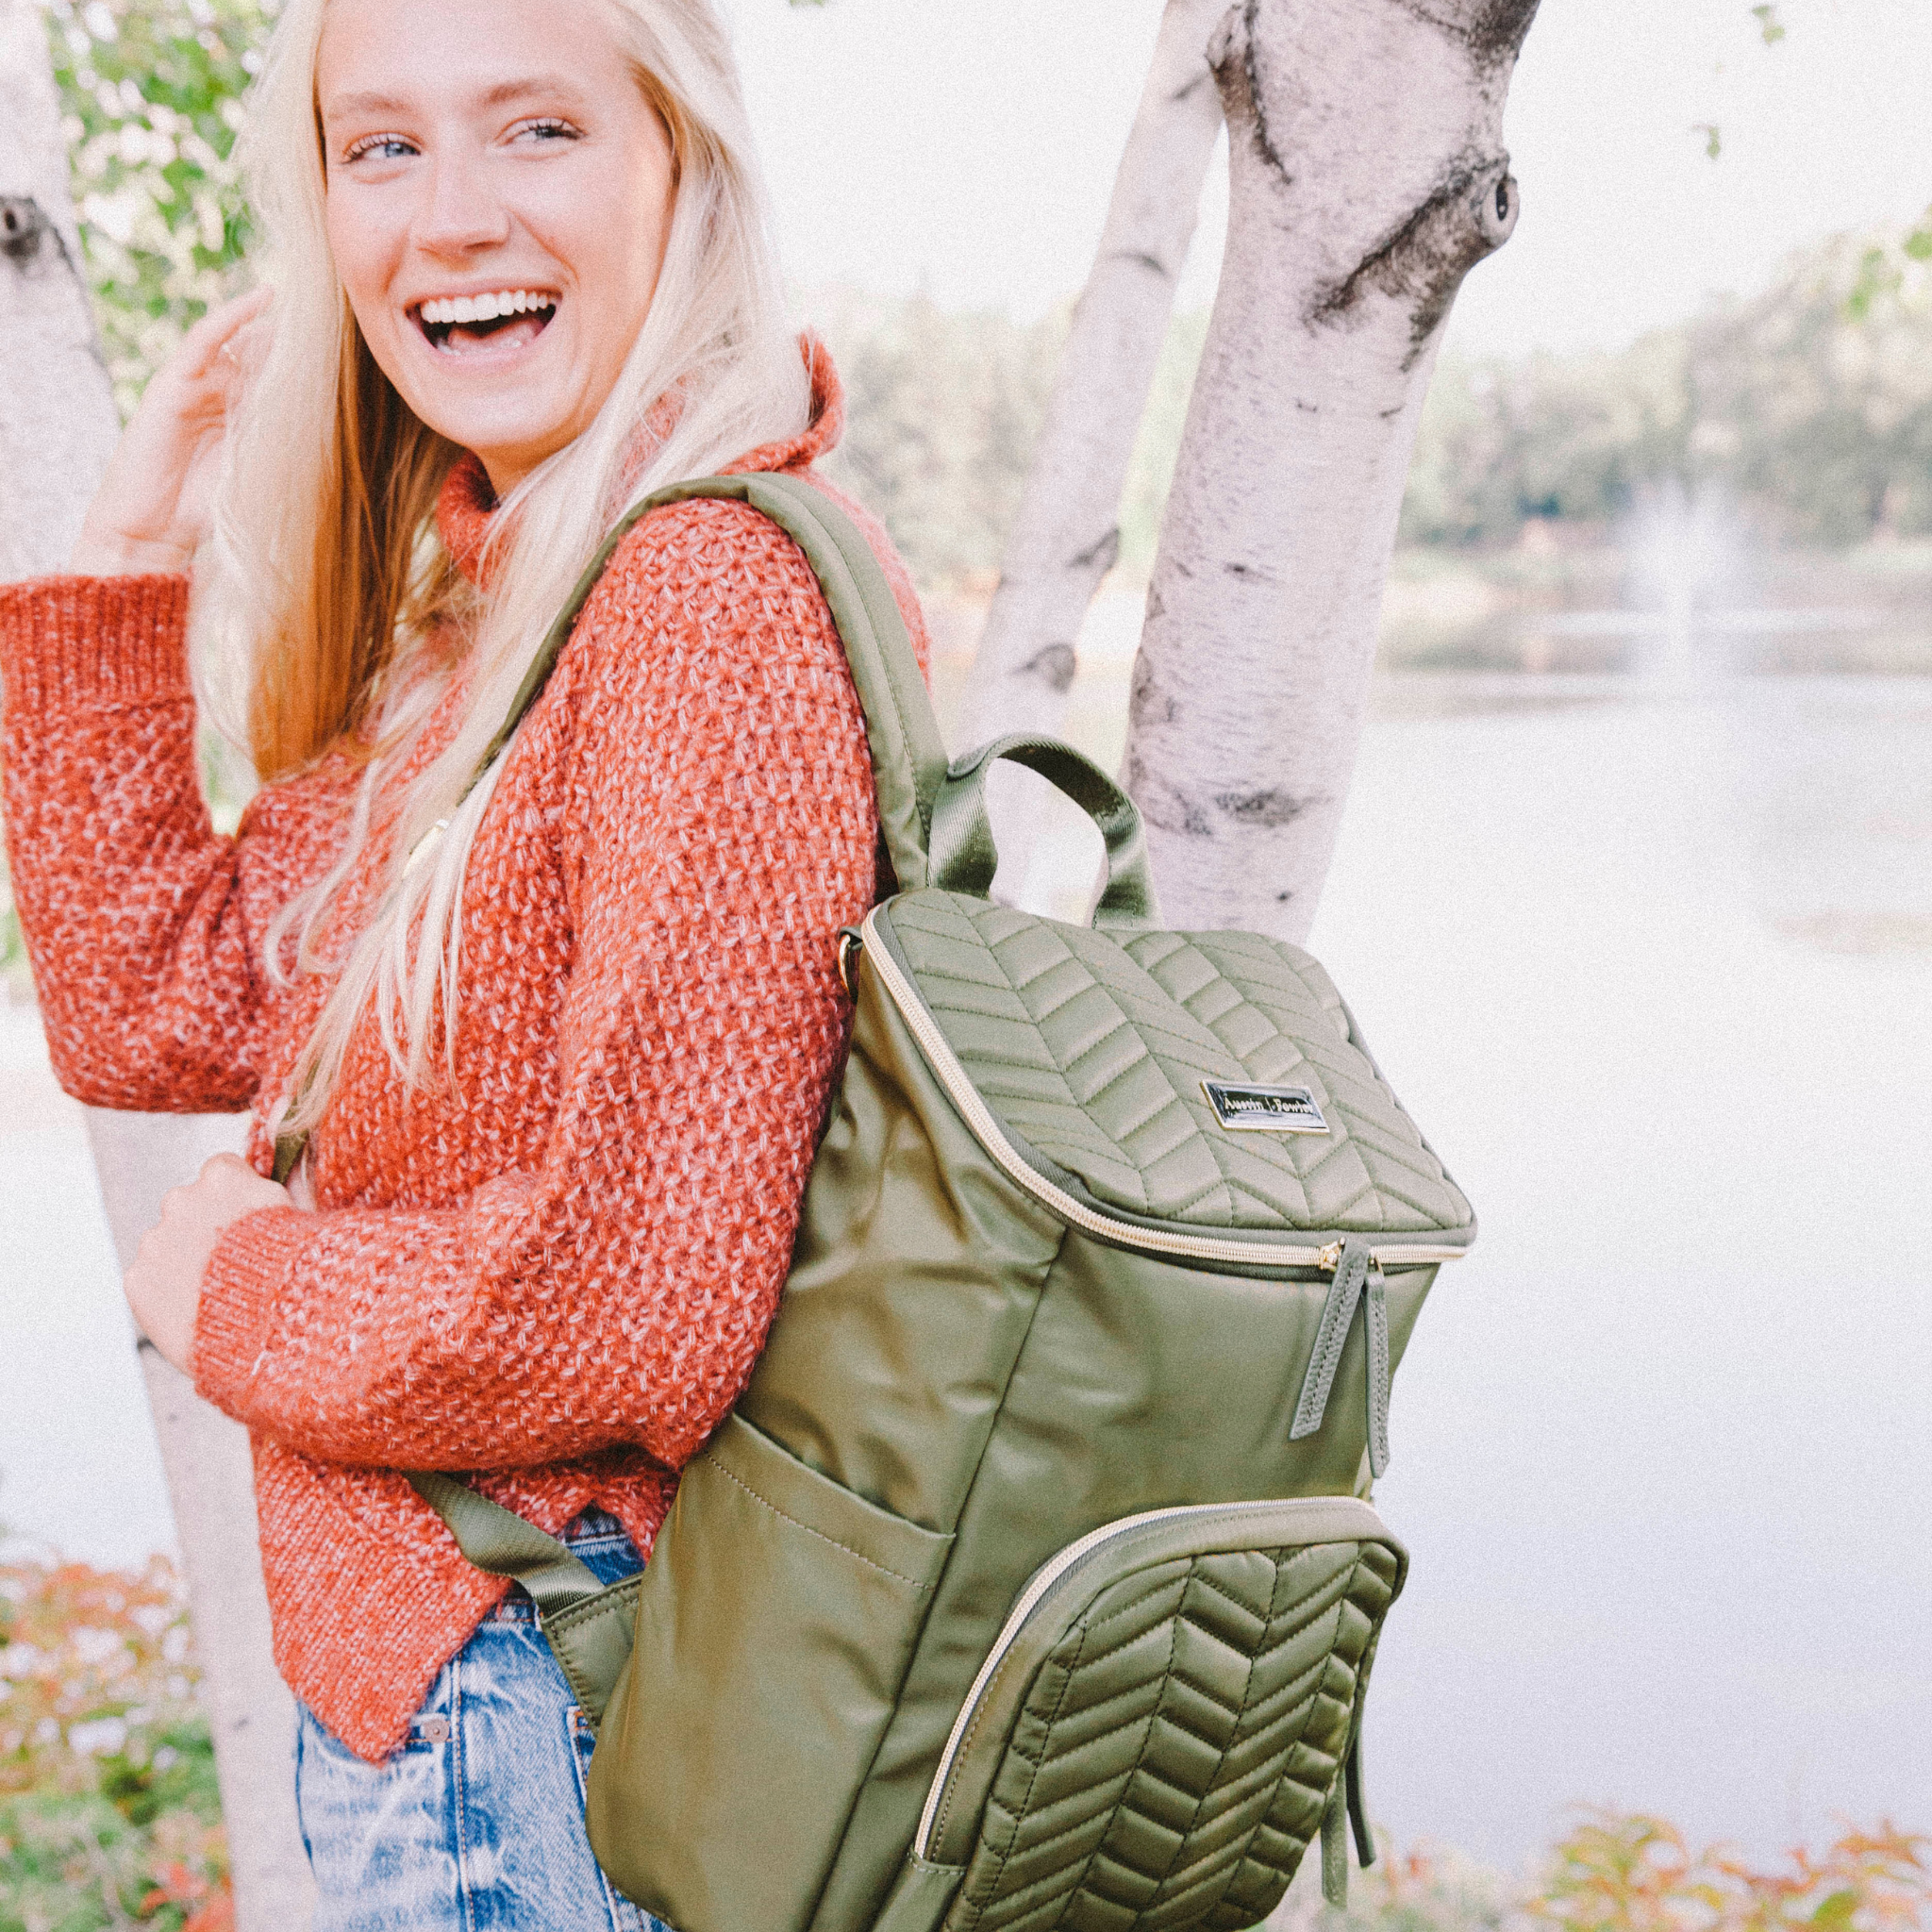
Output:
[322,76,595,124]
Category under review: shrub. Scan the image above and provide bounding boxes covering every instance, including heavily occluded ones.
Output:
[0,1547,228,1931]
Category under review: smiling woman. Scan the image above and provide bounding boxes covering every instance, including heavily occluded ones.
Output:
[317,0,679,491]
[0,0,931,1926]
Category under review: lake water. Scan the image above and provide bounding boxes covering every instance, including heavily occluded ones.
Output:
[3,659,1928,1870]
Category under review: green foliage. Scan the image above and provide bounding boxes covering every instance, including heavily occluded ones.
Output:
[1273,1816,1931,1932]
[809,291,1066,587]
[0,1546,230,1929]
[1400,227,1932,549]
[1529,1811,1929,1932]
[0,1793,230,1931]
[1848,211,1932,319]
[0,893,22,998]
[43,0,275,415]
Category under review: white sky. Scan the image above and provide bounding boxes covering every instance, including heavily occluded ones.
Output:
[721,0,1932,358]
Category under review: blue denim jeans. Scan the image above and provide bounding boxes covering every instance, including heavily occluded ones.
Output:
[295,1509,674,1932]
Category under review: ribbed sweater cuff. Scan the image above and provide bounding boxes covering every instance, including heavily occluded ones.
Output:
[194,1205,310,1417]
[0,574,192,717]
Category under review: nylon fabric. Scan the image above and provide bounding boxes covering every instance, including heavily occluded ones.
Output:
[404,1474,640,1726]
[587,1414,953,1932]
[404,1474,604,1619]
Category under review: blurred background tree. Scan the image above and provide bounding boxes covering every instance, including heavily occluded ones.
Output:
[7,0,1929,975]
[41,0,266,413]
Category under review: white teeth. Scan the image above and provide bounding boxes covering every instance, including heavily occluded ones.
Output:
[418,291,555,327]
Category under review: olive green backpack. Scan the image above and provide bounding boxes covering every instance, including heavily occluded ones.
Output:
[389,475,1476,1932]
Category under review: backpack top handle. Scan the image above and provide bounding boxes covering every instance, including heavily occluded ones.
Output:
[928,732,1162,930]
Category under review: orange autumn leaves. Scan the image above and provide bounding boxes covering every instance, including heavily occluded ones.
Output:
[0,1546,231,1929]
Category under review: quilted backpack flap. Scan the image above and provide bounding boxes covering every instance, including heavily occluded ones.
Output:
[864,890,1474,1256]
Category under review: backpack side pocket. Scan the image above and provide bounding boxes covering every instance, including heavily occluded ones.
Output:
[883,1497,1402,1932]
[588,1413,954,1932]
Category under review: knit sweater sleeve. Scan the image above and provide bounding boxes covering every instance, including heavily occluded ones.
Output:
[191,505,879,1473]
[0,574,337,1112]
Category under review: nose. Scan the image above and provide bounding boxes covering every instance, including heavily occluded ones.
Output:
[412,144,511,258]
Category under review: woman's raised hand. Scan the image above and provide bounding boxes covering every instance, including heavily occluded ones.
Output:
[68,286,272,578]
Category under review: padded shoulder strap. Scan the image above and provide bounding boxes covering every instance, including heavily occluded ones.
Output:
[484,472,946,894]
[272,472,947,1185]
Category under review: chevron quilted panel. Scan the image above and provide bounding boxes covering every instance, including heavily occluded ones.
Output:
[884,892,1473,1238]
[942,1537,1400,1932]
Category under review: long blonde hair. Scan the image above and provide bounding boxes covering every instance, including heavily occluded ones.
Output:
[194,0,809,1138]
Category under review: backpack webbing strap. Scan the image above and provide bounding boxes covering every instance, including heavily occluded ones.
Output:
[273,470,949,1185]
[405,1473,606,1620]
[408,1473,641,1725]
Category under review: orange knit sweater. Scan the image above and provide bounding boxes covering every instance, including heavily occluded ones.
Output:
[0,343,930,1761]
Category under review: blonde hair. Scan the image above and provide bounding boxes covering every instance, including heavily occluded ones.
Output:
[194,0,809,1138]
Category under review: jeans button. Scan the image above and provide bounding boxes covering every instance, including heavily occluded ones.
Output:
[417,1715,451,1744]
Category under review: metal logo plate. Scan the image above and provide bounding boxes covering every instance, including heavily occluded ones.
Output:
[1200,1079,1331,1135]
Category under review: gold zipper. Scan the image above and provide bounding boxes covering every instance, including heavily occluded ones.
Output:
[857,910,1468,1275]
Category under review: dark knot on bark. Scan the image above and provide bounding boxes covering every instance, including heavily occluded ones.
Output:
[1,197,50,265]
[1305,156,1520,367]
[1019,641,1078,696]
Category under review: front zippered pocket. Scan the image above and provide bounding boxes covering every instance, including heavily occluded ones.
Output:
[896,1497,1405,1932]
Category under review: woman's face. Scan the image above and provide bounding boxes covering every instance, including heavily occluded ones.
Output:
[317,0,676,494]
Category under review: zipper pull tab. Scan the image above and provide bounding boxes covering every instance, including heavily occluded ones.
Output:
[1291,1240,1394,1478]
[1320,1758,1350,1907]
[1291,1240,1371,1443]
[1364,1258,1391,1479]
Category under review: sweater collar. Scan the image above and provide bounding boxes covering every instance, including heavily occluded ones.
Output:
[435,331,845,591]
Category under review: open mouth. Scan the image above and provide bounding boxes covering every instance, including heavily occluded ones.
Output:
[413,289,558,357]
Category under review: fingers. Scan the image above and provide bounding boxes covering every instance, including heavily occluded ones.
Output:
[192,1149,294,1215]
[127,1149,293,1378]
[176,285,274,385]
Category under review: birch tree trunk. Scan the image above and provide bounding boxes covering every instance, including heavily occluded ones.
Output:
[87,1117,316,1932]
[1124,0,1538,939]
[0,3,116,579]
[954,0,1226,902]
[0,5,312,1924]
[957,0,1225,750]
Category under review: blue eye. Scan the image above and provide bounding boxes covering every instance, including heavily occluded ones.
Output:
[345,135,415,164]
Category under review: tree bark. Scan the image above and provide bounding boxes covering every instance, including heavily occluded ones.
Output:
[1123,0,1537,940]
[953,0,1227,893]
[87,1115,316,1932]
[0,2,117,581]
[0,5,312,1924]
[958,0,1226,745]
